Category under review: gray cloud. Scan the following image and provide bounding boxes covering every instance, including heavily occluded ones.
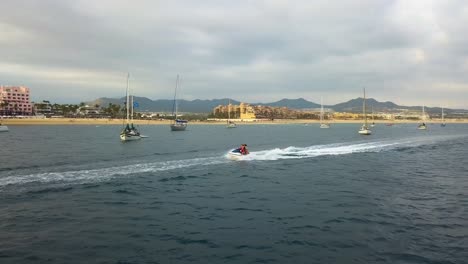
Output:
[0,0,467,108]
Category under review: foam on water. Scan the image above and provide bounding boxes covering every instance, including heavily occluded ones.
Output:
[234,135,463,161]
[1,135,463,188]
[0,157,226,188]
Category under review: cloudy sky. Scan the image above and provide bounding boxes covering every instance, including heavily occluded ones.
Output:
[1,0,467,108]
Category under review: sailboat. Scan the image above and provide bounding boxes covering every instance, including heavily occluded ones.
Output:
[417,106,427,130]
[441,107,446,127]
[170,75,188,131]
[370,106,375,127]
[358,88,372,135]
[120,73,141,141]
[319,97,330,128]
[226,99,236,128]
[386,114,394,126]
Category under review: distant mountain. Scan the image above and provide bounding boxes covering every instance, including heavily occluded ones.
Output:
[332,98,468,114]
[88,96,467,114]
[331,98,399,112]
[259,98,320,109]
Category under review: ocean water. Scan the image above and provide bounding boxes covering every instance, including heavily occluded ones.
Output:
[0,123,467,264]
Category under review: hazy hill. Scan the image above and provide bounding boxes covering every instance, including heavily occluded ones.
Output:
[332,98,468,114]
[331,98,399,112]
[257,98,320,109]
[88,96,467,114]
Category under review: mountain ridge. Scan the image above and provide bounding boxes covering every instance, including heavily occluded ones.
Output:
[87,97,468,114]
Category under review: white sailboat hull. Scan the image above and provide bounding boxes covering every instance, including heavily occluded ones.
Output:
[358,127,372,135]
[320,123,330,128]
[417,125,427,130]
[227,123,237,128]
[170,124,187,131]
[120,133,141,141]
[0,125,8,132]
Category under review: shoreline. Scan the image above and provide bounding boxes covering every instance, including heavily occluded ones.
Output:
[2,118,467,125]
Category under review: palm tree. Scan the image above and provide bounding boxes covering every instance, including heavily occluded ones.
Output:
[0,101,9,115]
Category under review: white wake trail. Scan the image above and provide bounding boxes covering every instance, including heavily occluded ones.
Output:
[236,135,464,161]
[0,157,226,187]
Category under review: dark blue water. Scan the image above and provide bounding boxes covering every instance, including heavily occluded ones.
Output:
[1,124,467,263]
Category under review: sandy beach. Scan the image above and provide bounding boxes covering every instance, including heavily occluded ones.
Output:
[2,117,467,126]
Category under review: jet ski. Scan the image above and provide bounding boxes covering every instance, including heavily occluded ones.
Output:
[227,144,249,160]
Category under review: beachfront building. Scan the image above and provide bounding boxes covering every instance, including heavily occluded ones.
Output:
[213,103,313,119]
[0,86,33,116]
[239,103,256,119]
[213,102,256,119]
[76,105,101,116]
[332,112,360,120]
[34,100,52,116]
[213,104,241,118]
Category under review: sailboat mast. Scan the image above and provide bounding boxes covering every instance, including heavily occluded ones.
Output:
[172,75,179,120]
[320,97,324,123]
[363,88,367,126]
[130,95,134,122]
[126,73,130,123]
[442,107,444,121]
[228,99,231,121]
[422,106,425,121]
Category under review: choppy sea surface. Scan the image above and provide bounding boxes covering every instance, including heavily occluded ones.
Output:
[1,123,467,264]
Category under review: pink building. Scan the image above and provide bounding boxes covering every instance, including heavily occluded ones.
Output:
[0,86,33,115]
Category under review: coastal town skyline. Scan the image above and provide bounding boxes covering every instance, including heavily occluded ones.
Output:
[1,1,468,108]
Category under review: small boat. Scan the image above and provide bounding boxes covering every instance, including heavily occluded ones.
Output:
[120,73,141,141]
[418,106,427,130]
[441,107,446,127]
[226,99,237,128]
[319,97,330,128]
[120,125,141,141]
[358,88,372,135]
[170,75,188,131]
[358,124,372,135]
[170,119,188,131]
[386,113,395,126]
[370,106,375,127]
[227,121,237,128]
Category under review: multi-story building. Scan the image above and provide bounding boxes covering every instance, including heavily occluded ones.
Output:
[239,103,256,119]
[33,100,53,116]
[213,102,257,119]
[0,86,33,115]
